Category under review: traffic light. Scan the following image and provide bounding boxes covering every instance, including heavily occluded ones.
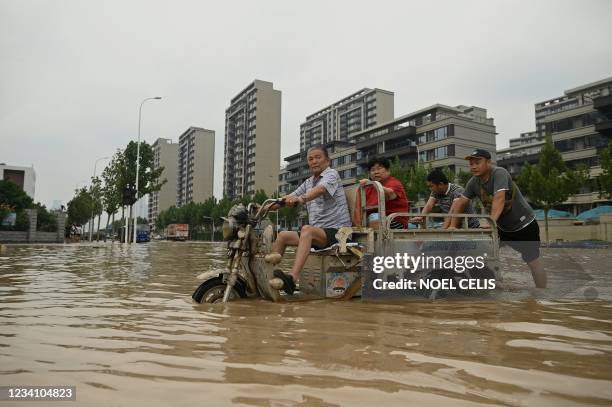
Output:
[122,185,137,205]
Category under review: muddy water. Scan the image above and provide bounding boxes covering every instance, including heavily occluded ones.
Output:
[1,242,611,406]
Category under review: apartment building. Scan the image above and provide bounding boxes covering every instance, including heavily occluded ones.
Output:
[353,104,496,175]
[496,132,545,178]
[279,104,496,201]
[497,76,612,213]
[224,80,281,198]
[148,138,178,227]
[177,127,215,207]
[300,88,394,152]
[0,163,36,199]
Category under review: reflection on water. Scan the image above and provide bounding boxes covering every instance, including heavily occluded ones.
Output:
[1,242,611,406]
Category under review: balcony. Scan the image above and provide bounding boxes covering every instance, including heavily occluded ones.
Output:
[594,94,612,113]
[595,120,612,136]
[356,125,416,147]
[285,172,307,182]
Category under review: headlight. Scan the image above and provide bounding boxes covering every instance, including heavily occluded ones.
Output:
[222,219,238,241]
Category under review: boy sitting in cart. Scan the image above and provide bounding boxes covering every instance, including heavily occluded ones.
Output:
[269,145,352,295]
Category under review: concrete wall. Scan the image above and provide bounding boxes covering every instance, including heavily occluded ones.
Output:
[0,210,66,243]
[0,231,27,242]
[537,214,612,242]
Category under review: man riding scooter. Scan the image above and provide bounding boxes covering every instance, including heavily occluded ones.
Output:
[267,145,351,295]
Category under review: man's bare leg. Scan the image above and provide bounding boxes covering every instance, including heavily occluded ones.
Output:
[289,226,327,281]
[528,257,546,288]
[271,231,299,256]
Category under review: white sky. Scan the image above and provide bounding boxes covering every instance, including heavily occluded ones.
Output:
[1,0,611,208]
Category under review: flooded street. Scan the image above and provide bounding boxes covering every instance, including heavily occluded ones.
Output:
[1,242,612,406]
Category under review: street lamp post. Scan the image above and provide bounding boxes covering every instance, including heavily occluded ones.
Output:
[269,174,280,230]
[89,156,110,242]
[132,96,162,244]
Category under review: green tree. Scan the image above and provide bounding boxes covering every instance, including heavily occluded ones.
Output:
[0,179,33,211]
[518,136,587,243]
[389,157,431,206]
[0,179,34,231]
[67,187,93,227]
[253,189,269,204]
[88,176,104,240]
[389,157,410,191]
[455,169,473,188]
[598,141,612,199]
[156,205,181,230]
[121,141,166,200]
[102,142,165,241]
[35,203,57,232]
[405,161,430,204]
[101,152,123,239]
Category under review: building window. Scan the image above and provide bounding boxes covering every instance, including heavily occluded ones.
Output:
[434,126,447,141]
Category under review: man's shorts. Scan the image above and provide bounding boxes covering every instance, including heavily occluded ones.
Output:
[298,227,338,250]
[497,220,540,263]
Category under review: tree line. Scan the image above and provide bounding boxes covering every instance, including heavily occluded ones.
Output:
[155,190,300,239]
[65,140,165,239]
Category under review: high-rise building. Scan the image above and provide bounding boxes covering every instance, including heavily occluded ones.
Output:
[177,127,215,207]
[148,138,178,228]
[300,88,394,152]
[224,80,281,198]
[0,163,36,199]
[497,76,612,214]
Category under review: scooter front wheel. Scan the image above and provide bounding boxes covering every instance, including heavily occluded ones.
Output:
[192,277,247,303]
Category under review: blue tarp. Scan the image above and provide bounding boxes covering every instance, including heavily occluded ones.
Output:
[533,209,573,220]
[576,205,612,221]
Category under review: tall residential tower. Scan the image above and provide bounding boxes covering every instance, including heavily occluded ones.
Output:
[224,80,281,198]
[300,88,394,152]
[177,127,215,207]
[148,138,178,228]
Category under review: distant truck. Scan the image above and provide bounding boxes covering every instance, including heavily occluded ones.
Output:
[136,224,151,243]
[167,224,189,241]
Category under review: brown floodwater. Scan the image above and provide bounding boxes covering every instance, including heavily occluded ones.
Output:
[1,242,611,406]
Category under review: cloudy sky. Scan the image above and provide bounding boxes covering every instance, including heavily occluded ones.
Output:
[2,0,611,209]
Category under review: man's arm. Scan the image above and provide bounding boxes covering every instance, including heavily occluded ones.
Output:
[489,190,506,223]
[448,195,470,228]
[282,180,309,207]
[297,185,327,205]
[411,197,436,223]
